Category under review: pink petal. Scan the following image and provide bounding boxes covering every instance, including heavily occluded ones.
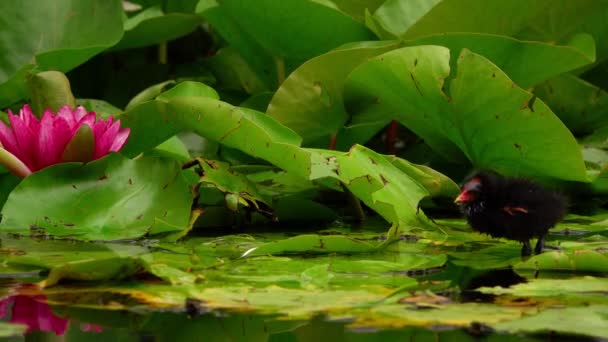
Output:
[37,112,72,169]
[19,105,39,131]
[93,119,120,159]
[72,106,88,121]
[56,106,78,131]
[0,118,21,158]
[90,117,109,140]
[109,127,130,152]
[77,112,96,128]
[8,112,38,170]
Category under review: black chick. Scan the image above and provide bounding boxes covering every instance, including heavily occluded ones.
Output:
[454,170,567,256]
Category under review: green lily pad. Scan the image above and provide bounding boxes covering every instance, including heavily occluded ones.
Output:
[515,249,608,273]
[242,234,382,257]
[477,276,608,296]
[494,305,608,339]
[0,154,192,241]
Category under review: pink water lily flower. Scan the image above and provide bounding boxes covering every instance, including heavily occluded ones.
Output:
[0,104,130,177]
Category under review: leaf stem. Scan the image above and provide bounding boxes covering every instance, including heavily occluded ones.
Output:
[342,184,365,223]
[328,134,337,150]
[158,42,168,64]
[386,120,399,154]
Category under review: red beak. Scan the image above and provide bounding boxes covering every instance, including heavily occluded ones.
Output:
[454,190,471,204]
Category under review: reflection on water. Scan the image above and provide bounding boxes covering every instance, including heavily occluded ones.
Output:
[0,302,534,341]
[0,224,604,341]
[0,268,596,341]
[0,283,103,337]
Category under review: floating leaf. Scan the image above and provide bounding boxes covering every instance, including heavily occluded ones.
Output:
[494,305,608,339]
[242,234,381,257]
[0,154,192,240]
[477,276,608,296]
[514,250,608,273]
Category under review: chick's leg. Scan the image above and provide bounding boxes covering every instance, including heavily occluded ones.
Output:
[534,235,545,254]
[521,240,532,256]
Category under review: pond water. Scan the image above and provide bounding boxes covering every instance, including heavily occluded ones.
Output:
[0,216,606,341]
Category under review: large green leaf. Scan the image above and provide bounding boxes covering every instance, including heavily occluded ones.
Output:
[345,46,587,181]
[120,95,316,180]
[371,0,608,63]
[386,156,460,198]
[345,45,464,163]
[0,0,123,106]
[331,0,385,22]
[204,47,270,94]
[536,73,608,135]
[113,5,201,50]
[370,0,552,39]
[0,154,192,240]
[405,33,595,89]
[215,0,373,59]
[198,0,374,88]
[517,0,608,62]
[314,145,434,228]
[121,95,449,227]
[267,41,400,143]
[276,34,594,148]
[368,0,441,39]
